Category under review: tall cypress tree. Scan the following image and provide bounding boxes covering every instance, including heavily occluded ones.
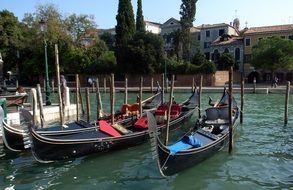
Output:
[136,0,145,32]
[115,0,135,73]
[179,0,197,61]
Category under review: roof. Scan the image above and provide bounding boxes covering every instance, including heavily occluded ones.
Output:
[244,24,293,35]
[197,23,231,29]
[212,34,243,46]
[145,21,161,27]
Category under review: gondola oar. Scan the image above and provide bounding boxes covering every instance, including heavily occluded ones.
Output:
[165,75,175,145]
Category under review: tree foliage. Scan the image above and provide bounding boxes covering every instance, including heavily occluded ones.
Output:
[115,0,135,73]
[126,32,164,74]
[252,37,293,73]
[136,0,145,32]
[64,13,97,44]
[0,10,24,73]
[217,53,235,70]
[165,54,216,74]
[179,0,197,61]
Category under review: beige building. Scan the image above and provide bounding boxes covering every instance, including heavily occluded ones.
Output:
[243,24,293,83]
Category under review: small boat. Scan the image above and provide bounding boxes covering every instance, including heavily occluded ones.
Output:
[148,88,239,176]
[21,90,199,162]
[0,90,162,152]
[0,93,28,108]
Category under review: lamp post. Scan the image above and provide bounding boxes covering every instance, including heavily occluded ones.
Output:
[39,20,51,105]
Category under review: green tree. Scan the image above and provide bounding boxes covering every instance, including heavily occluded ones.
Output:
[252,37,293,76]
[217,53,235,70]
[100,32,115,51]
[0,10,24,74]
[179,0,197,61]
[127,32,164,74]
[136,0,145,32]
[64,13,97,44]
[115,0,136,73]
[191,50,207,66]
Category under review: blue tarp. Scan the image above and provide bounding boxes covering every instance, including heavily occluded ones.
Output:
[167,135,202,155]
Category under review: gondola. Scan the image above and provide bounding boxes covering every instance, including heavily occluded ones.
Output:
[22,90,199,162]
[0,90,162,152]
[0,93,28,108]
[148,88,239,176]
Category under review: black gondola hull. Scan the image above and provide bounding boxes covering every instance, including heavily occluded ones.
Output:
[156,134,228,176]
[31,109,195,162]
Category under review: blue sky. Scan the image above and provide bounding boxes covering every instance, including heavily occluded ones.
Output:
[1,0,292,29]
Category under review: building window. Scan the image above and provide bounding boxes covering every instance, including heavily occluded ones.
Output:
[289,35,293,40]
[244,54,252,63]
[219,29,225,36]
[245,38,251,46]
[204,42,211,49]
[198,34,201,41]
[235,48,240,61]
[224,48,229,53]
[213,49,220,62]
[205,52,210,60]
[206,30,210,38]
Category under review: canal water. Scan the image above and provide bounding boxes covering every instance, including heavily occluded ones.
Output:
[0,91,292,190]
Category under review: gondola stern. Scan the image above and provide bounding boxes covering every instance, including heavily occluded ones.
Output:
[147,112,171,177]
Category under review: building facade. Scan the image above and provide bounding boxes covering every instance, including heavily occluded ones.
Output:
[243,24,293,83]
[197,22,239,60]
[210,34,244,72]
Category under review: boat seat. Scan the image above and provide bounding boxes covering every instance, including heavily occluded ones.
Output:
[205,119,229,125]
[205,106,229,121]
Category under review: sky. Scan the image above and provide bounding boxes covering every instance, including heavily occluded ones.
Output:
[1,0,293,29]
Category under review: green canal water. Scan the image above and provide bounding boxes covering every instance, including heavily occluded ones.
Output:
[0,92,292,190]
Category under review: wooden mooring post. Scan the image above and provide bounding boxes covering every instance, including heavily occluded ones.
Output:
[151,77,154,93]
[51,80,55,93]
[240,74,244,124]
[86,87,91,123]
[78,78,85,115]
[75,74,80,121]
[253,77,256,93]
[192,77,195,92]
[165,75,175,145]
[198,75,203,118]
[96,78,103,119]
[110,74,115,125]
[36,84,45,127]
[103,77,107,93]
[284,81,290,126]
[31,88,37,126]
[124,77,128,104]
[228,67,233,153]
[139,77,143,117]
[55,44,64,126]
[161,74,165,104]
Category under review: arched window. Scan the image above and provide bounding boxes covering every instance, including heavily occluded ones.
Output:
[235,48,240,61]
[224,48,229,53]
[213,49,220,62]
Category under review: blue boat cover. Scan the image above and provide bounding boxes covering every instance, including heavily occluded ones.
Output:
[167,135,201,155]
